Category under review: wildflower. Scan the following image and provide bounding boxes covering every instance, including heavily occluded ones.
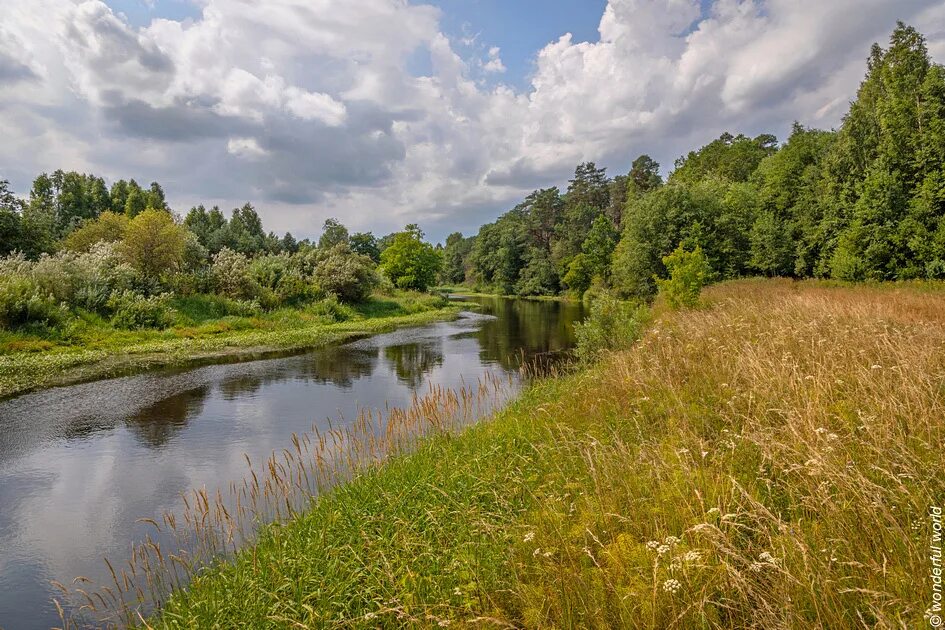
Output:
[453,587,462,596]
[871,364,883,370]
[657,544,670,555]
[646,540,660,551]
[683,550,702,563]
[827,433,839,441]
[533,547,542,557]
[523,532,535,543]
[662,578,682,594]
[815,427,827,435]
[758,551,778,565]
[664,535,681,547]
[438,621,451,627]
[804,375,814,380]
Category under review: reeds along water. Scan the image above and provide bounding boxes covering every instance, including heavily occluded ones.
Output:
[53,370,519,629]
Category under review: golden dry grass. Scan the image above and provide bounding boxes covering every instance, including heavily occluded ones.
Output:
[498,279,945,628]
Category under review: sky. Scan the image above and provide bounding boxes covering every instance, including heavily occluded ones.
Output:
[1,1,944,243]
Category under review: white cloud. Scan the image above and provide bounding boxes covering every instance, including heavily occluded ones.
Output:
[1,0,944,241]
[482,46,506,73]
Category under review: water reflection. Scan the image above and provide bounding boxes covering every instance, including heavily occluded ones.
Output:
[0,297,584,629]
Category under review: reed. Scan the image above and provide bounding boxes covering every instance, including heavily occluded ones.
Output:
[54,372,514,628]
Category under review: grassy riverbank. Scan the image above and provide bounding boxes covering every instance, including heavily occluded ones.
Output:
[148,279,942,628]
[0,291,460,399]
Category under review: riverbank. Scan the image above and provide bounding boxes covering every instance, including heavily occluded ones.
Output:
[438,285,577,302]
[0,292,462,399]
[147,278,942,628]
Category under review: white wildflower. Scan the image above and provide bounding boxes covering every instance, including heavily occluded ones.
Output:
[662,578,682,594]
[758,551,778,565]
[663,535,681,547]
[646,540,660,551]
[523,532,535,543]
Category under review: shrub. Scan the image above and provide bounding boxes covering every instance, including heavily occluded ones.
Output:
[307,294,354,322]
[574,292,649,362]
[0,275,66,329]
[311,243,377,303]
[119,209,188,279]
[378,226,441,291]
[61,211,128,252]
[211,248,260,301]
[108,291,175,329]
[655,244,710,309]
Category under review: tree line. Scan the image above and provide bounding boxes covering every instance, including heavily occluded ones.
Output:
[0,175,443,331]
[442,23,945,298]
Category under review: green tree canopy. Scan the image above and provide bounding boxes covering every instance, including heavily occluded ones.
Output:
[379,225,442,291]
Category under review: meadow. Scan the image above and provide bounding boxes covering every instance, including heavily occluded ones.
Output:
[108,278,944,628]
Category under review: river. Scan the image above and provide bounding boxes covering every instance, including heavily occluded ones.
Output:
[0,296,585,629]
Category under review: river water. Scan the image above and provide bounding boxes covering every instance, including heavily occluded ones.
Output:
[0,296,585,629]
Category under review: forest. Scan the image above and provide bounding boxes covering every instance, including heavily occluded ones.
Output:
[443,23,945,298]
[0,23,943,337]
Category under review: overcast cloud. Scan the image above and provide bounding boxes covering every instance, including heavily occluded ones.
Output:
[1,0,944,241]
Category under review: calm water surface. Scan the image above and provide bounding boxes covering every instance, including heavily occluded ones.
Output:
[0,296,585,629]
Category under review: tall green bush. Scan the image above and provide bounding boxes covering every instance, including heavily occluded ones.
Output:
[656,245,710,309]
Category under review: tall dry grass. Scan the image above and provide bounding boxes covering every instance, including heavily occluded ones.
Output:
[498,279,945,628]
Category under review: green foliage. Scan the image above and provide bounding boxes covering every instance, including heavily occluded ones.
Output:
[0,275,66,329]
[210,248,259,301]
[562,252,593,296]
[318,218,349,250]
[656,245,710,309]
[574,292,649,362]
[380,226,442,291]
[62,211,129,252]
[515,248,559,296]
[108,291,175,330]
[350,232,380,263]
[311,243,378,303]
[670,132,778,185]
[120,209,187,279]
[581,214,619,280]
[441,232,474,284]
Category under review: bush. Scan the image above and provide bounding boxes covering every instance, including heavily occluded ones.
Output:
[211,248,260,301]
[108,291,175,330]
[0,275,66,329]
[311,243,377,303]
[655,244,710,309]
[379,226,441,291]
[307,294,355,322]
[574,292,649,363]
[249,254,314,307]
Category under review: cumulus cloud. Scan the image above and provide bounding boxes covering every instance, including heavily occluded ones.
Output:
[1,0,944,240]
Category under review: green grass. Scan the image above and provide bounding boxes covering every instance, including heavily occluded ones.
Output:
[143,279,943,628]
[0,291,460,399]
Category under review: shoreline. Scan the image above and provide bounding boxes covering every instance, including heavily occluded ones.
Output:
[0,304,463,400]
